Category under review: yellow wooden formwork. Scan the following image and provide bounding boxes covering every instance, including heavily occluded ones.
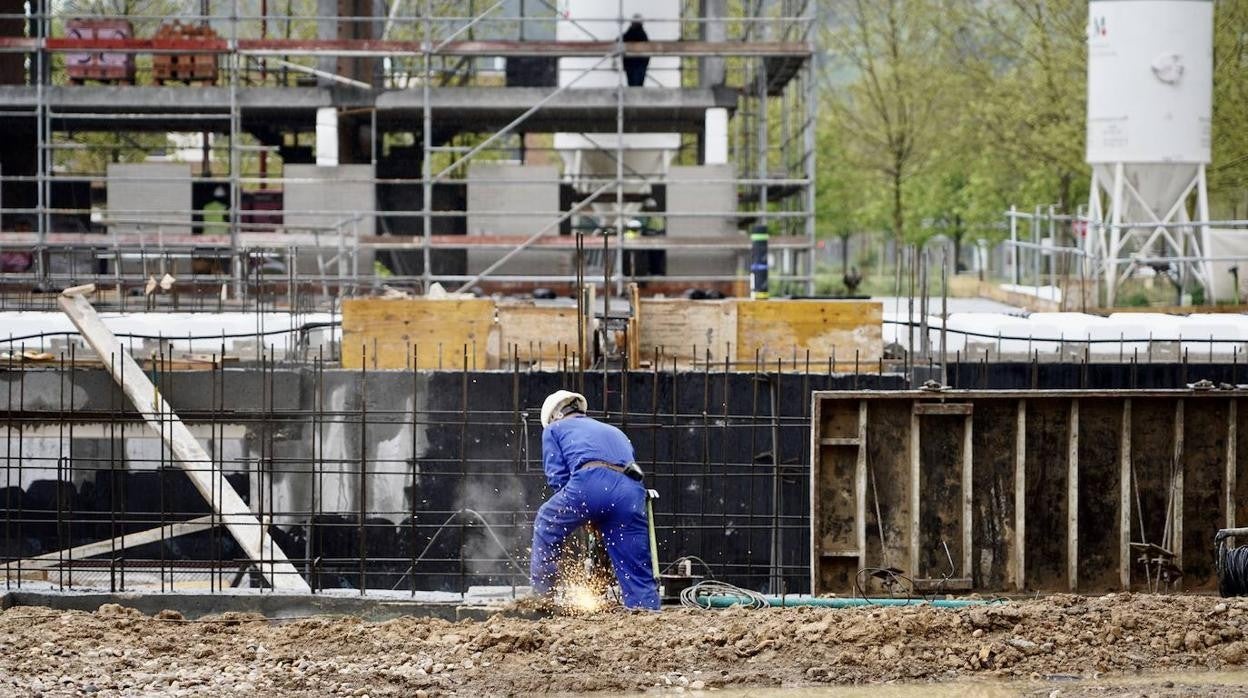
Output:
[637,298,882,370]
[341,298,495,370]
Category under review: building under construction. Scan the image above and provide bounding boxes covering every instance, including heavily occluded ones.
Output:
[0,0,816,302]
[5,2,1248,695]
[2,0,1248,638]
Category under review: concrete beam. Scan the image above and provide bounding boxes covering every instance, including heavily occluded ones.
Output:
[0,86,735,134]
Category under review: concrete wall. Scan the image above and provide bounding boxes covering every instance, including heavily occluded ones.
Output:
[465,162,568,275]
[664,164,739,277]
[0,367,903,592]
[283,164,375,237]
[283,163,376,274]
[107,163,192,235]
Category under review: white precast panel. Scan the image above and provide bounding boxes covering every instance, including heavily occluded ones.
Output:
[1204,228,1248,302]
[945,313,1062,355]
[1086,0,1213,164]
[1176,314,1248,355]
[1104,313,1185,356]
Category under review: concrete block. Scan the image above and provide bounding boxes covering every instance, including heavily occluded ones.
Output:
[466,162,568,275]
[107,162,192,236]
[665,164,740,277]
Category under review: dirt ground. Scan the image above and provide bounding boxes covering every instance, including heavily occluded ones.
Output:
[2,593,1248,696]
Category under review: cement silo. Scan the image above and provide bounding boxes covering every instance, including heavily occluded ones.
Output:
[1084,0,1214,305]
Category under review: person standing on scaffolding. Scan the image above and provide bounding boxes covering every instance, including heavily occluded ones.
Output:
[192,186,230,275]
[620,14,649,87]
[529,390,660,610]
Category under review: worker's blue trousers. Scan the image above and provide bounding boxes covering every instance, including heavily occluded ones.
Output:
[530,466,660,610]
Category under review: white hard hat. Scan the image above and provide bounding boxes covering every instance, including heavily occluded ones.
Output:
[541,390,588,428]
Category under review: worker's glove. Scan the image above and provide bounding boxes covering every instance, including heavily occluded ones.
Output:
[623,462,645,482]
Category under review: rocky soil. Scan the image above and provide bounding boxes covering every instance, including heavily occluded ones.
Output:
[1,594,1247,696]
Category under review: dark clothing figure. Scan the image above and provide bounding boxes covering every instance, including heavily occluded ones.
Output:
[621,20,649,87]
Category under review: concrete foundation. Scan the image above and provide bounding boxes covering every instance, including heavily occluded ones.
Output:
[0,590,534,622]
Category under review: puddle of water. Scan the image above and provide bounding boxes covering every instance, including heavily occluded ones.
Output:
[706,669,1248,697]
[714,683,1017,698]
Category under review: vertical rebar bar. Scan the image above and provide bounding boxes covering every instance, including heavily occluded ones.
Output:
[314,343,325,592]
[603,232,610,415]
[768,365,782,594]
[907,246,916,383]
[117,345,124,591]
[410,344,419,595]
[67,342,76,589]
[6,346,15,589]
[14,350,23,588]
[358,344,368,594]
[459,343,468,595]
[56,348,65,589]
[940,248,948,386]
[267,345,277,589]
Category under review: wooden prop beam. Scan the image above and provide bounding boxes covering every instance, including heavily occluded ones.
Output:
[10,516,216,573]
[56,287,309,591]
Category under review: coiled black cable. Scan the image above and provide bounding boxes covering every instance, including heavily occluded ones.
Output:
[1216,539,1248,597]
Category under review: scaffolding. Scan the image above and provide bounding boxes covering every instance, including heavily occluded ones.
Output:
[0,1,817,309]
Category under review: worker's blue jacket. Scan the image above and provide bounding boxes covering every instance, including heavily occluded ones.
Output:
[542,414,635,491]
[530,414,660,610]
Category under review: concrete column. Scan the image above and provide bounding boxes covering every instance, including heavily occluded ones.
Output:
[704,108,729,165]
[316,107,340,167]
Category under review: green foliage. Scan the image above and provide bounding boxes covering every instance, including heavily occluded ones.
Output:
[821,0,948,242]
[1210,0,1248,217]
[815,0,1248,264]
[1119,291,1152,308]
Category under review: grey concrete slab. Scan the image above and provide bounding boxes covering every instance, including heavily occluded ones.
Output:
[0,85,735,134]
[0,590,537,622]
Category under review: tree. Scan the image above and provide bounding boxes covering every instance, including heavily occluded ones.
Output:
[938,0,1087,215]
[821,0,947,243]
[814,114,872,275]
[1210,0,1248,217]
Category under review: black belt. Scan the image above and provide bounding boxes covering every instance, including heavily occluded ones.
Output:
[581,460,627,474]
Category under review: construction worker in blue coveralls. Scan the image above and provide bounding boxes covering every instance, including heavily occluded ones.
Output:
[529,390,661,610]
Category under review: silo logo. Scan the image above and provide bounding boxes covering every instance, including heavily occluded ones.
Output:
[1151,53,1184,84]
[1091,17,1107,37]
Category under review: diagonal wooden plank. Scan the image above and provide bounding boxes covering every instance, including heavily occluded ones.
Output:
[12,516,216,572]
[56,287,309,591]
